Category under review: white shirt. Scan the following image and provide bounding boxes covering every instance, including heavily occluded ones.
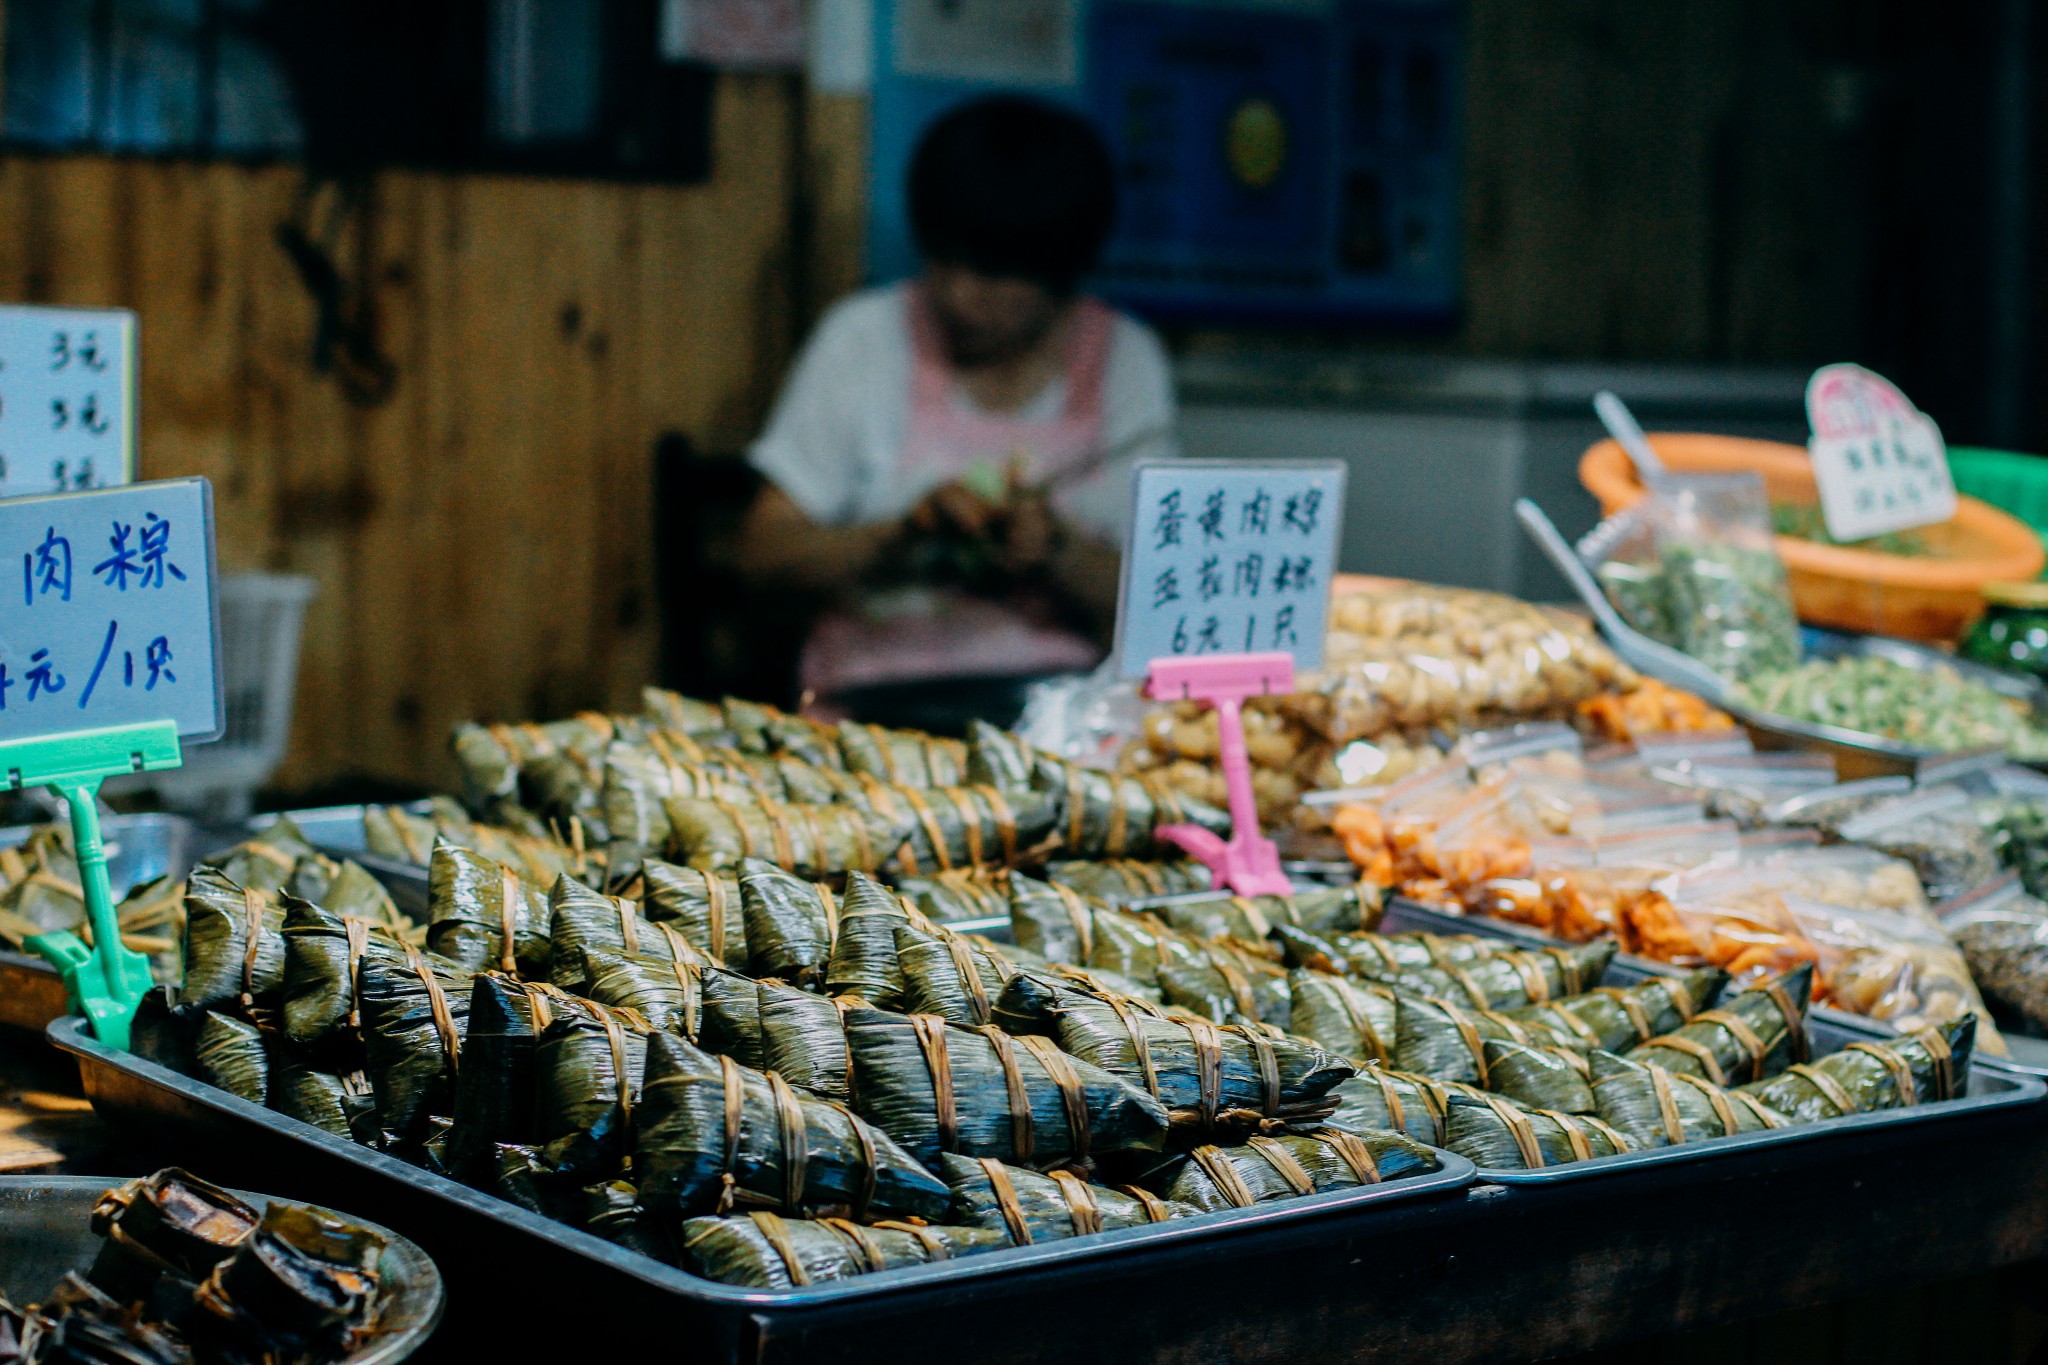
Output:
[748,282,1178,543]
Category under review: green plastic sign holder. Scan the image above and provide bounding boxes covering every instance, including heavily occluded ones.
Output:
[13,718,182,1049]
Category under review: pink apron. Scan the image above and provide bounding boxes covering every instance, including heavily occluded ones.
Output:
[799,286,1116,699]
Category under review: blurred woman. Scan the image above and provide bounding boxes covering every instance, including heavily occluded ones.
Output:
[736,94,1176,719]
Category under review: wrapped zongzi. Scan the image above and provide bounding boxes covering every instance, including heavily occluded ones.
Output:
[941,1154,1192,1243]
[1161,1129,1441,1212]
[546,873,695,991]
[357,947,473,1146]
[893,868,1011,924]
[634,1032,951,1220]
[1044,858,1211,907]
[1286,971,1399,1065]
[664,797,909,880]
[1590,1051,1788,1149]
[178,868,286,1014]
[442,974,647,1177]
[1625,964,1813,1087]
[845,1004,1171,1170]
[1502,968,1727,1054]
[423,841,551,979]
[640,858,746,965]
[680,1212,1004,1289]
[533,1010,655,1180]
[1735,1017,1973,1123]
[739,858,840,988]
[279,897,414,1049]
[1441,1087,1634,1170]
[270,1054,376,1141]
[194,1012,270,1105]
[1323,1068,1453,1147]
[995,970,1353,1134]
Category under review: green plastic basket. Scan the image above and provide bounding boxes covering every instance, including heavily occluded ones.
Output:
[1950,447,2048,562]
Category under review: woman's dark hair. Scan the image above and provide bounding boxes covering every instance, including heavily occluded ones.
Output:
[908,95,1116,295]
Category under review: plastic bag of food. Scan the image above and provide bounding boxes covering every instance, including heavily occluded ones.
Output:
[1620,864,1820,978]
[1578,500,1670,642]
[1924,755,2048,899]
[1763,776,1916,832]
[1737,844,1931,919]
[1452,820,1739,943]
[1780,892,2003,1052]
[1645,473,1802,676]
[1456,722,1583,778]
[1289,584,1637,743]
[1017,663,1149,770]
[1640,748,1836,828]
[1945,874,2048,1034]
[1836,784,2005,903]
[1324,760,1477,887]
[1580,474,1801,676]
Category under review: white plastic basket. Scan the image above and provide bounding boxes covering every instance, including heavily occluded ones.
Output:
[121,573,318,819]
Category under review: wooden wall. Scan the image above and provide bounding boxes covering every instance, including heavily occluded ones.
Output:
[1459,0,1870,365]
[0,74,804,794]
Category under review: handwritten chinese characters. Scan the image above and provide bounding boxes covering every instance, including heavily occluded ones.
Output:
[1118,461,1345,678]
[1806,363,1956,543]
[0,305,136,498]
[0,479,219,742]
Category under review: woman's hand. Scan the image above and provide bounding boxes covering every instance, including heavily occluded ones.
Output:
[908,481,1004,538]
[998,488,1059,574]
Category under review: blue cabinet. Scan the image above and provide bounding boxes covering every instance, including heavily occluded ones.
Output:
[867,0,1461,326]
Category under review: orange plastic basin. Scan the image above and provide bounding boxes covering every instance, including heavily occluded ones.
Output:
[1579,433,2046,642]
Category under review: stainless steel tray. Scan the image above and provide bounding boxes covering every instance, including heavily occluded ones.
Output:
[253,804,430,919]
[1471,1025,2043,1185]
[49,1016,1479,1360]
[1376,897,2048,1177]
[0,813,202,1032]
[1730,628,2048,778]
[0,1175,445,1363]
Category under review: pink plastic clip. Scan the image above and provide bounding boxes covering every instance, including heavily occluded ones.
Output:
[1144,652,1296,897]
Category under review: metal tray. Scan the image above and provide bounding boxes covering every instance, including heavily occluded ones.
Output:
[1377,897,2048,1178]
[1471,1023,2044,1185]
[1730,627,2048,779]
[253,804,430,920]
[0,813,203,1033]
[48,1016,1479,1360]
[0,1175,445,1363]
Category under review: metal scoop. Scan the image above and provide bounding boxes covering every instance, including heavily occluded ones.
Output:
[1514,496,1733,705]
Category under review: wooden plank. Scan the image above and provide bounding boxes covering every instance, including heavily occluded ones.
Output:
[803,90,871,320]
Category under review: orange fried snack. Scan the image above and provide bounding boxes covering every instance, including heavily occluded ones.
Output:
[1616,889,1821,981]
[1332,803,1396,887]
[1578,678,1737,743]
[1617,891,1708,964]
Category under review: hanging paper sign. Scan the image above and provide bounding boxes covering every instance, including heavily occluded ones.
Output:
[1806,363,1956,543]
[0,305,136,499]
[1115,459,1346,679]
[0,478,221,743]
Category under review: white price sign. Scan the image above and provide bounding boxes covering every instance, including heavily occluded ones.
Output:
[0,478,221,742]
[0,304,136,500]
[1115,460,1345,679]
[1806,363,1955,543]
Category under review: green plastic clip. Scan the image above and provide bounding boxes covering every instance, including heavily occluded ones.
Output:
[5,719,183,1050]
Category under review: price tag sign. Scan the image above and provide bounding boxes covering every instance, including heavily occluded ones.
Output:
[1806,363,1956,542]
[1115,460,1346,679]
[0,478,221,742]
[0,304,136,499]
